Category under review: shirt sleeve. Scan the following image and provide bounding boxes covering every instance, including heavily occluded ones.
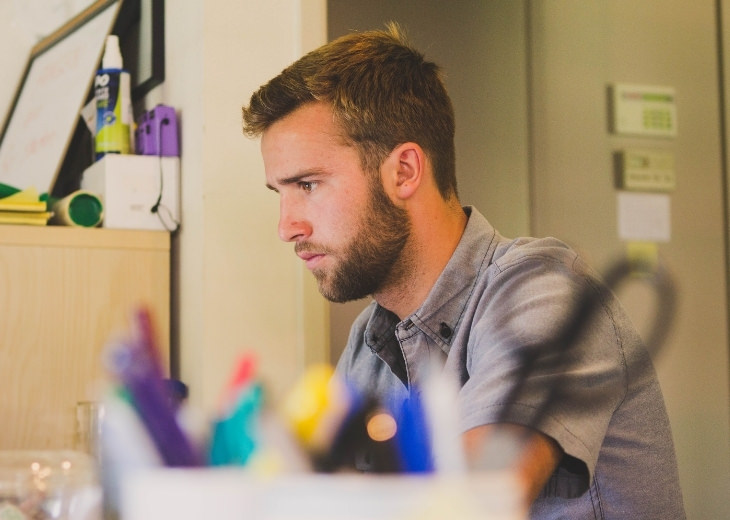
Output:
[457,250,627,495]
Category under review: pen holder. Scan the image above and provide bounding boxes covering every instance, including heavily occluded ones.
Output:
[120,470,527,520]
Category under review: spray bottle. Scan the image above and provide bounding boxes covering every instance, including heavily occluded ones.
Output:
[94,35,132,159]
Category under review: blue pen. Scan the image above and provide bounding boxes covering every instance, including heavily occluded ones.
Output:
[392,390,434,473]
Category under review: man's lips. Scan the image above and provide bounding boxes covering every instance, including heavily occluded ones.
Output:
[297,250,325,269]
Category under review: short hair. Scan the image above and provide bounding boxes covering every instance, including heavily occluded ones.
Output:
[242,23,457,199]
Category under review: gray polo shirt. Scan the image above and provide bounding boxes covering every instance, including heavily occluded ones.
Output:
[336,206,685,519]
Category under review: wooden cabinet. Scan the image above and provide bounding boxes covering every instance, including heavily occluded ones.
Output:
[0,226,170,449]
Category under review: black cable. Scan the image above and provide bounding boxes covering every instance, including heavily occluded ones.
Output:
[150,116,180,233]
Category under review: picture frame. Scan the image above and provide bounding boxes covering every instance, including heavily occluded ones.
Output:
[0,0,124,195]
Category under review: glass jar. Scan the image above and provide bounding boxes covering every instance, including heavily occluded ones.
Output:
[0,450,101,519]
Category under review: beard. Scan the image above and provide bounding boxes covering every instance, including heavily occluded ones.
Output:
[299,177,411,303]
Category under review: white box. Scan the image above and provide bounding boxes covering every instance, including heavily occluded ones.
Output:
[81,155,180,231]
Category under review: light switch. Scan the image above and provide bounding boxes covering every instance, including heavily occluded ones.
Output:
[615,149,676,192]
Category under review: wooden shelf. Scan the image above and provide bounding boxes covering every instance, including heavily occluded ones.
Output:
[0,224,170,249]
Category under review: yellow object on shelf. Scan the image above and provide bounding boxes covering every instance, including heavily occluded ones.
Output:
[0,186,47,212]
[0,187,52,225]
[0,210,53,225]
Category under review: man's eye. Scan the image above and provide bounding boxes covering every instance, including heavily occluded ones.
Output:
[299,181,316,193]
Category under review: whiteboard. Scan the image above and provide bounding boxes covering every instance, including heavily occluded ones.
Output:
[0,0,122,193]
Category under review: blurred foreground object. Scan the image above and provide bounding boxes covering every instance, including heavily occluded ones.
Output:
[0,450,101,519]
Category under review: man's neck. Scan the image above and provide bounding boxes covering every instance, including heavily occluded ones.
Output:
[374,201,467,320]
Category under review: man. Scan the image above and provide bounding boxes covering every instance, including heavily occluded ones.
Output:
[243,24,685,519]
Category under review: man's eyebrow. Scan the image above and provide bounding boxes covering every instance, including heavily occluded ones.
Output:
[265,169,328,191]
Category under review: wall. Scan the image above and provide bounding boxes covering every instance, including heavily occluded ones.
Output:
[144,0,329,412]
[528,2,730,518]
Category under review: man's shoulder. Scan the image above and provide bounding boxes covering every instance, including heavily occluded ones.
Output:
[480,235,593,291]
[492,235,579,268]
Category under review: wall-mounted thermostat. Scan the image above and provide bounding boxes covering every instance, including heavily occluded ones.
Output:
[609,83,677,138]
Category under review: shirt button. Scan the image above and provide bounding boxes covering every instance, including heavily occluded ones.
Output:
[439,322,452,339]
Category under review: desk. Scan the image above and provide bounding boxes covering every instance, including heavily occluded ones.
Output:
[0,225,170,449]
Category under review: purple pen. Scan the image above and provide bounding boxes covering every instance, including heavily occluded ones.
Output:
[106,307,203,467]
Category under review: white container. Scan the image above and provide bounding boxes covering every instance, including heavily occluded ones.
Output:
[120,470,526,520]
[81,155,180,231]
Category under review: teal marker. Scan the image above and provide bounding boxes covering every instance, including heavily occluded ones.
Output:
[209,383,264,466]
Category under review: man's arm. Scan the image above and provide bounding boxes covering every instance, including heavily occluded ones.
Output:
[463,423,563,505]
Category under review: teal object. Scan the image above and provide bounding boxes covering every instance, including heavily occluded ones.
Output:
[209,383,263,466]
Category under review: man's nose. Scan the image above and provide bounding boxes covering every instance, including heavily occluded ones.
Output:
[278,198,311,242]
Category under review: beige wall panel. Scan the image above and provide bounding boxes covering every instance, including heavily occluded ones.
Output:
[159,0,329,413]
[528,2,730,518]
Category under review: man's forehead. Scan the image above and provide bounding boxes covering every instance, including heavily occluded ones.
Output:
[263,111,352,160]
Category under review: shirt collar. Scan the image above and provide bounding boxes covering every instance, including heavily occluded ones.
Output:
[365,206,499,354]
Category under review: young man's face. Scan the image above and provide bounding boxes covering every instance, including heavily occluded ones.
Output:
[261,102,410,303]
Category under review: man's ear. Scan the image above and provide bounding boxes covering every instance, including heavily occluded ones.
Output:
[384,142,425,200]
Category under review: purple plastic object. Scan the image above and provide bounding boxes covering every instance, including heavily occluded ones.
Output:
[138,104,179,157]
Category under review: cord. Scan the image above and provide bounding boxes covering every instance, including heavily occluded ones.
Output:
[150,115,180,233]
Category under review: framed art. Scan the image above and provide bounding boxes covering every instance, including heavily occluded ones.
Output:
[0,0,123,194]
